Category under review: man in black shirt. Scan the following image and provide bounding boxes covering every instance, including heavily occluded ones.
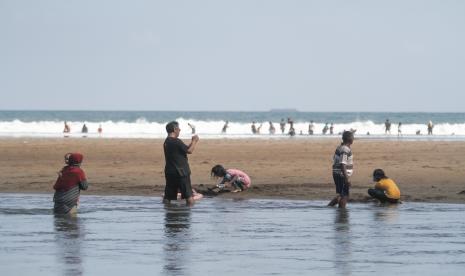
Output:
[163,121,199,206]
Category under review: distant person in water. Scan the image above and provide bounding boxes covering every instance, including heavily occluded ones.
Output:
[63,121,70,136]
[329,123,334,135]
[251,122,257,134]
[280,118,286,134]
[368,169,400,204]
[211,164,251,193]
[308,121,314,135]
[222,121,229,133]
[98,124,103,136]
[322,123,329,135]
[288,126,296,136]
[53,153,89,215]
[397,122,402,137]
[81,124,88,137]
[269,121,276,135]
[287,117,294,126]
[163,121,199,206]
[257,123,263,134]
[188,123,196,134]
[287,118,295,136]
[385,119,391,134]
[427,120,434,135]
[328,131,354,208]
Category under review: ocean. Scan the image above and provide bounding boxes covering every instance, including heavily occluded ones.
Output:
[0,110,464,139]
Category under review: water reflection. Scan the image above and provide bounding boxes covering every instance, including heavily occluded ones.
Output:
[374,204,400,224]
[54,215,84,276]
[333,209,352,276]
[163,206,192,276]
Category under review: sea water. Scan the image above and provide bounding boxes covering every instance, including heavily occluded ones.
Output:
[0,110,465,139]
[0,194,464,276]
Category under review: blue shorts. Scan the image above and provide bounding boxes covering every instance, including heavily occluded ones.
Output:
[333,173,349,197]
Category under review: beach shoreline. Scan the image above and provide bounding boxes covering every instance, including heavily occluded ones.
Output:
[0,137,464,204]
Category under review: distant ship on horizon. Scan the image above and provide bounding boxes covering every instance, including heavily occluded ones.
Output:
[269,108,299,113]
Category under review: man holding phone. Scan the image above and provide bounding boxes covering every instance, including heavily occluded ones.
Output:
[163,121,199,206]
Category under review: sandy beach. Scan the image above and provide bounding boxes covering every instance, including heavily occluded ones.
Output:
[0,137,464,203]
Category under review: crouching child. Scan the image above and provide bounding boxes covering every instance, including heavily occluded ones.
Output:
[211,165,251,193]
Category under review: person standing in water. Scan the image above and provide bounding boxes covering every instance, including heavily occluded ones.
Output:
[280,118,286,134]
[329,123,334,135]
[98,124,103,136]
[257,123,263,134]
[385,119,391,135]
[53,153,89,214]
[163,121,199,206]
[81,124,88,137]
[268,121,276,135]
[63,121,71,137]
[308,121,314,135]
[328,131,354,208]
[427,120,434,135]
[251,122,257,134]
[222,121,229,134]
[397,122,402,137]
[322,123,329,135]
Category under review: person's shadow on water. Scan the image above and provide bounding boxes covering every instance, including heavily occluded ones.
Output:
[163,205,192,275]
[54,215,84,276]
[333,209,352,276]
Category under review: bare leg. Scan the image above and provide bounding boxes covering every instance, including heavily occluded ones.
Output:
[328,195,340,207]
[186,197,195,207]
[68,206,78,216]
[338,196,348,208]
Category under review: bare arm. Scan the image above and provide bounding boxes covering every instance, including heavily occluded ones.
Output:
[187,135,199,154]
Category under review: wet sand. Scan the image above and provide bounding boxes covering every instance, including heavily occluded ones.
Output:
[0,137,464,203]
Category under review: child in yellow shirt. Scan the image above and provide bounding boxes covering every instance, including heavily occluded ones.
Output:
[368,169,400,204]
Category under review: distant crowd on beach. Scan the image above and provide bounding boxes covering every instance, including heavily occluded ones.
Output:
[383,118,435,137]
[60,118,438,138]
[219,118,437,137]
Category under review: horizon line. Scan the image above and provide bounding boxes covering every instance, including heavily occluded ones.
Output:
[0,109,464,113]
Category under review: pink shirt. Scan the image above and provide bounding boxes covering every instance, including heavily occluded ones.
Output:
[226,169,251,188]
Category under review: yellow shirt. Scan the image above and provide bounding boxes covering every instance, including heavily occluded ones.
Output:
[375,178,400,199]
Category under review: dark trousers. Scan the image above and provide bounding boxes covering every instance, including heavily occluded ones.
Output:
[368,188,399,203]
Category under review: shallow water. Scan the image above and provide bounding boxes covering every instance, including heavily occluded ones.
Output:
[0,194,464,276]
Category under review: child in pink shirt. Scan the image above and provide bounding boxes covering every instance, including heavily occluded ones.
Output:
[211,164,251,192]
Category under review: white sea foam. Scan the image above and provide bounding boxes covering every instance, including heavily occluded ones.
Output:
[0,119,464,139]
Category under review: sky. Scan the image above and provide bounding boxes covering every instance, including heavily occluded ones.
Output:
[1,0,464,112]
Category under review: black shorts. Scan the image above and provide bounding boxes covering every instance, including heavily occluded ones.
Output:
[333,173,349,197]
[164,174,193,200]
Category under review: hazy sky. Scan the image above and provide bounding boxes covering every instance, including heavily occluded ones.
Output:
[1,0,464,112]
